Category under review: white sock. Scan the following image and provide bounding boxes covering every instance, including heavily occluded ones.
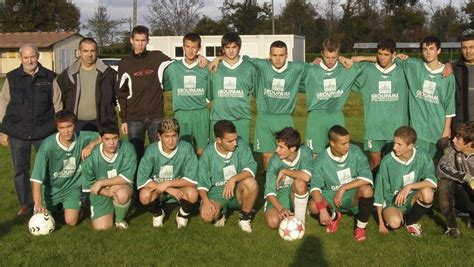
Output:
[294,192,309,223]
[357,220,368,229]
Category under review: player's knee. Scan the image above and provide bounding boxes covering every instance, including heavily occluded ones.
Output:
[241,178,258,193]
[92,223,113,231]
[419,188,434,203]
[65,217,78,226]
[265,214,280,229]
[293,180,308,195]
[308,200,319,215]
[139,189,152,205]
[359,184,373,198]
[114,189,132,205]
[183,187,199,203]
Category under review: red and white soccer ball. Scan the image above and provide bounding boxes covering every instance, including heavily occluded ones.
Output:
[279,217,305,241]
[28,213,55,236]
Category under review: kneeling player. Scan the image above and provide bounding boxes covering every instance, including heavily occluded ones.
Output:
[264,127,312,228]
[30,110,100,225]
[81,122,136,230]
[308,125,374,241]
[138,118,199,228]
[198,120,258,233]
[375,126,437,237]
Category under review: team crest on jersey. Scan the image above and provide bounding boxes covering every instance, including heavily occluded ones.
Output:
[107,169,117,178]
[422,80,436,95]
[223,165,237,181]
[223,77,237,90]
[416,80,439,103]
[323,78,337,92]
[336,168,352,185]
[403,171,415,186]
[184,76,197,88]
[282,176,294,187]
[53,157,77,178]
[272,79,285,91]
[159,165,174,180]
[378,81,392,94]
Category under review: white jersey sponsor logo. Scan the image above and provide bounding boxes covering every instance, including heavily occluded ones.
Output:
[337,168,353,185]
[415,80,439,104]
[53,157,77,178]
[215,165,237,186]
[264,78,290,99]
[107,169,117,178]
[370,81,399,102]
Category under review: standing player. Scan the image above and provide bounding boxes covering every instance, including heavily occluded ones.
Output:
[81,122,137,230]
[396,36,456,157]
[198,120,258,233]
[137,118,199,229]
[301,38,366,155]
[308,125,374,241]
[351,39,409,172]
[163,33,210,156]
[30,110,100,225]
[264,127,312,229]
[208,32,257,143]
[437,121,474,238]
[375,126,437,237]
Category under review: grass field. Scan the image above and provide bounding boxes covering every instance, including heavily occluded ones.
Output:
[1,77,473,266]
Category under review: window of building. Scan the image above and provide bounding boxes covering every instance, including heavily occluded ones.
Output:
[175,46,183,57]
[205,46,222,57]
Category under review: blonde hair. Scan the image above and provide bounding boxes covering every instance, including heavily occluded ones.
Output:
[158,118,180,135]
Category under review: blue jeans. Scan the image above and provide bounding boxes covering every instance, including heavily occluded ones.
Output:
[9,136,43,208]
[127,118,160,160]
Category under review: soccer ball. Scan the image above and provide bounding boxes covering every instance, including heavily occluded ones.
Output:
[28,213,55,236]
[278,217,305,241]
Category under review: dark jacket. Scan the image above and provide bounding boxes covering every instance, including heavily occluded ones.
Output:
[116,50,171,122]
[58,58,117,127]
[452,57,470,129]
[3,63,56,140]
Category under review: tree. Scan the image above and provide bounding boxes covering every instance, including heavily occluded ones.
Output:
[429,3,468,41]
[463,1,474,31]
[0,0,80,32]
[193,16,229,35]
[220,0,272,34]
[83,2,126,55]
[147,0,204,36]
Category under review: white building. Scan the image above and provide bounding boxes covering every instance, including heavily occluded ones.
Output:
[148,34,306,62]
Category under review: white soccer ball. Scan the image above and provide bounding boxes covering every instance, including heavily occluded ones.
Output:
[28,213,55,236]
[278,216,305,241]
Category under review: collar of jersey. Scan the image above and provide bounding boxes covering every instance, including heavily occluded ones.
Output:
[214,142,233,159]
[272,60,288,73]
[326,146,348,162]
[182,58,198,69]
[424,62,444,74]
[282,149,301,166]
[375,62,397,74]
[222,56,243,70]
[100,143,118,163]
[56,133,76,152]
[320,61,338,72]
[391,147,416,165]
[158,141,179,158]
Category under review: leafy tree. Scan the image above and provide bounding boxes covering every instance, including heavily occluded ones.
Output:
[193,16,229,35]
[429,3,468,41]
[220,0,272,34]
[147,0,204,35]
[0,0,80,32]
[464,1,474,31]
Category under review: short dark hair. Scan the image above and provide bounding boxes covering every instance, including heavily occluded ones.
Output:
[377,39,396,53]
[158,118,180,135]
[55,110,76,125]
[132,25,149,39]
[183,33,201,48]
[79,37,97,49]
[270,40,287,51]
[461,34,474,43]
[420,35,441,51]
[394,126,417,145]
[275,127,301,150]
[99,122,119,137]
[214,120,236,139]
[328,125,349,142]
[221,32,241,49]
[454,121,474,148]
[322,38,340,53]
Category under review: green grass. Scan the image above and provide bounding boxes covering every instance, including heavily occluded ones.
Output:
[1,78,474,266]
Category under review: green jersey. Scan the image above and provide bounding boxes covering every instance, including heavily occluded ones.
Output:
[198,138,257,192]
[209,57,256,120]
[374,148,437,207]
[397,58,456,143]
[163,59,210,111]
[310,144,373,193]
[246,57,307,114]
[352,62,409,140]
[264,145,313,198]
[301,62,366,112]
[81,141,137,192]
[136,140,198,189]
[30,131,98,199]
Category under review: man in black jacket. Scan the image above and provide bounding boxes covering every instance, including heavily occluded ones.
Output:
[58,37,118,132]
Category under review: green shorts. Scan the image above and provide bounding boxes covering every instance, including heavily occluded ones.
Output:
[415,139,437,158]
[207,186,240,214]
[44,187,82,212]
[321,188,358,214]
[305,110,345,154]
[210,119,250,144]
[89,185,133,220]
[264,187,292,212]
[254,113,293,153]
[364,140,394,153]
[175,108,210,149]
[383,192,415,215]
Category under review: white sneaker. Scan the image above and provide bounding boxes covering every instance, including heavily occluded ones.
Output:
[406,223,422,237]
[152,210,165,228]
[176,213,189,229]
[238,219,252,233]
[115,221,129,229]
[214,216,226,227]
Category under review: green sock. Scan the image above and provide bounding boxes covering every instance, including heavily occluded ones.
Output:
[113,200,131,223]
